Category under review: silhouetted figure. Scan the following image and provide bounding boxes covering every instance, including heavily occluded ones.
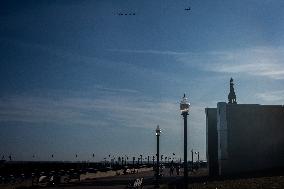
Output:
[170,165,174,176]
[9,155,12,161]
[2,155,4,160]
[176,165,180,175]
[92,153,95,158]
[228,78,237,104]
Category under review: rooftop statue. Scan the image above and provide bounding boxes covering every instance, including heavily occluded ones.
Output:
[228,78,237,104]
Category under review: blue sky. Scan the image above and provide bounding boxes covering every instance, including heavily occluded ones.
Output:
[0,0,284,161]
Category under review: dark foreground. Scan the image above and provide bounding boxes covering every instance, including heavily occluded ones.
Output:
[1,161,284,189]
[187,175,284,189]
[169,168,284,189]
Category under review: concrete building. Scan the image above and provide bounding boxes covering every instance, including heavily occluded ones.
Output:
[206,79,284,176]
[205,108,218,177]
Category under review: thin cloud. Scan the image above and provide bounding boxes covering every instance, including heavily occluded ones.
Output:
[94,85,139,94]
[108,48,188,56]
[255,90,284,103]
[178,47,284,80]
[0,89,206,132]
[210,47,284,80]
[109,46,284,80]
[0,91,177,129]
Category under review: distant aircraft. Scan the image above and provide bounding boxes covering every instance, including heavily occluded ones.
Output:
[115,12,136,16]
[185,7,191,11]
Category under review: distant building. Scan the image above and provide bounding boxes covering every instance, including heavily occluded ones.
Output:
[206,79,284,176]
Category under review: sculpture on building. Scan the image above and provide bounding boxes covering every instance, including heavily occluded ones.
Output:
[228,78,237,104]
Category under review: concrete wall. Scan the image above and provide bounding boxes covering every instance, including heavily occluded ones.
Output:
[217,103,284,175]
[205,108,218,177]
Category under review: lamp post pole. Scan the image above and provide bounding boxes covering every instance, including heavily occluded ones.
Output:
[191,150,194,171]
[140,155,143,165]
[155,125,161,188]
[183,111,188,179]
[180,94,190,187]
[195,151,200,169]
[157,134,159,174]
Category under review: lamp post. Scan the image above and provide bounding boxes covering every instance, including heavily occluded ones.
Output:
[191,150,194,171]
[126,156,128,166]
[195,151,200,169]
[140,155,143,165]
[195,151,199,162]
[180,94,190,185]
[155,125,161,188]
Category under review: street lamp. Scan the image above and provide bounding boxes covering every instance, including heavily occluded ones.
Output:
[195,151,199,162]
[155,125,161,188]
[180,94,190,184]
[191,150,194,171]
[140,155,143,165]
[195,151,200,169]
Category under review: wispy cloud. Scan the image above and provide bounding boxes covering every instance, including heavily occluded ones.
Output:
[108,48,188,56]
[108,46,284,80]
[93,85,139,94]
[0,90,174,129]
[179,47,284,80]
[0,88,206,132]
[255,90,284,103]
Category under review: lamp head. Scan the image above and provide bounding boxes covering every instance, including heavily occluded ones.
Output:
[180,93,190,114]
[156,125,161,136]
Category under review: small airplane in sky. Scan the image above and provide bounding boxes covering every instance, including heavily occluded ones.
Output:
[115,12,136,16]
[185,7,191,11]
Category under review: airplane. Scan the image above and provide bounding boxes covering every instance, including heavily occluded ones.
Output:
[185,7,191,11]
[115,12,136,16]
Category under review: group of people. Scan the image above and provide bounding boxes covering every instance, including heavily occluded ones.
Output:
[169,165,180,176]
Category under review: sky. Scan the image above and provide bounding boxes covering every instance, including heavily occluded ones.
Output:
[0,0,284,162]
